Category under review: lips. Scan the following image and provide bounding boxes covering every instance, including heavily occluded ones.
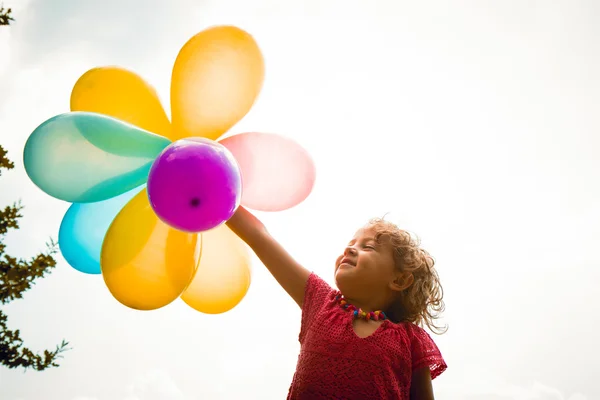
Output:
[340,257,356,267]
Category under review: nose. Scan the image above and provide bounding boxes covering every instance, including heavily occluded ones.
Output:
[344,246,357,256]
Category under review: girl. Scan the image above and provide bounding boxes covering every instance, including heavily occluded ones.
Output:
[226,206,447,400]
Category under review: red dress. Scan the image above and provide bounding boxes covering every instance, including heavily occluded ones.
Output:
[287,273,447,400]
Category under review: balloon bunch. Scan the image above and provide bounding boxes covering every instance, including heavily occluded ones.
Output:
[22,26,316,314]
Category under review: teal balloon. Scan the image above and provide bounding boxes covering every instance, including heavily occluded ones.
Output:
[23,112,171,203]
[58,186,144,274]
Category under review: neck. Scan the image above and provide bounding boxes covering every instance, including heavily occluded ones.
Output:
[343,295,389,314]
[337,294,391,321]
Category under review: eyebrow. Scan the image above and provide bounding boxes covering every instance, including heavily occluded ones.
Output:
[348,237,378,246]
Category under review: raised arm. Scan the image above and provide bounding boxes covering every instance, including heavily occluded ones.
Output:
[226,206,311,307]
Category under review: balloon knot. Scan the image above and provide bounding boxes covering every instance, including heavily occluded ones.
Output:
[190,197,201,208]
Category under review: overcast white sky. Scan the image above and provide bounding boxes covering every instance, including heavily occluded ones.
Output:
[0,0,598,399]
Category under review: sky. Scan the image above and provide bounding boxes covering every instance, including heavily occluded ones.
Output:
[0,0,598,399]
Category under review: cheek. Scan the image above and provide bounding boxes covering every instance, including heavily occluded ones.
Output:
[380,249,397,270]
[381,257,398,275]
[367,254,395,273]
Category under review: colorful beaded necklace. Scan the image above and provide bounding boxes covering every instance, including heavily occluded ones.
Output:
[335,294,388,321]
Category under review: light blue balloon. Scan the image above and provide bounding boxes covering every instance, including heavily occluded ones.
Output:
[23,111,171,203]
[58,186,144,274]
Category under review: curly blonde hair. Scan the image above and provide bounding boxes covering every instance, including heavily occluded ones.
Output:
[368,218,447,335]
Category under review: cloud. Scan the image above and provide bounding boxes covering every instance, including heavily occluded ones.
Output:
[0,0,211,115]
[439,373,589,400]
[70,369,189,400]
[122,369,189,400]
[569,395,588,400]
[506,382,583,400]
[10,0,201,66]
[0,25,13,75]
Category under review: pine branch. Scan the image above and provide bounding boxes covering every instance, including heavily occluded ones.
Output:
[0,144,68,371]
[0,310,70,370]
[0,4,14,26]
[0,242,58,304]
[0,202,22,236]
[0,145,15,173]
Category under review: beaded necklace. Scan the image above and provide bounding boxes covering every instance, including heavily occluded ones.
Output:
[335,294,388,321]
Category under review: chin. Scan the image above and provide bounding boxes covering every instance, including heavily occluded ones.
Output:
[334,268,357,293]
[334,265,353,280]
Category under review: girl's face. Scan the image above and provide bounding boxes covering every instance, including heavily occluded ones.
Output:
[334,226,398,300]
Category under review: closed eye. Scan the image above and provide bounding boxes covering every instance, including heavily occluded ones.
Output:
[364,245,376,250]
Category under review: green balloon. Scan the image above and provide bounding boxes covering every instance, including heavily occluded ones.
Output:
[24,112,171,203]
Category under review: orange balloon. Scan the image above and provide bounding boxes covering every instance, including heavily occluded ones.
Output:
[170,26,265,141]
[101,189,201,310]
[71,66,172,139]
[181,224,251,314]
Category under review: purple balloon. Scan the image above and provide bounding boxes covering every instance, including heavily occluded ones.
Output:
[147,137,242,233]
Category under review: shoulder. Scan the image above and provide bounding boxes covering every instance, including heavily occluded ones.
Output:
[306,272,336,294]
[390,322,448,380]
[303,272,337,304]
[404,322,434,342]
[299,272,339,342]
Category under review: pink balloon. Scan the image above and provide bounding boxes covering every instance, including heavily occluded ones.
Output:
[219,132,315,212]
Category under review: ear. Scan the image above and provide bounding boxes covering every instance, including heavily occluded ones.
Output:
[389,272,414,292]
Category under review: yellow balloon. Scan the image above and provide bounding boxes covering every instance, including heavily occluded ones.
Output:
[71,66,172,139]
[171,26,265,141]
[181,224,251,314]
[101,189,201,310]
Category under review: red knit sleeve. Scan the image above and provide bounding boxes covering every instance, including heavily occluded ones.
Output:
[410,326,447,380]
[299,272,334,343]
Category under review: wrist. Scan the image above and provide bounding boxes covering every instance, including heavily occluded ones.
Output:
[226,206,268,246]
